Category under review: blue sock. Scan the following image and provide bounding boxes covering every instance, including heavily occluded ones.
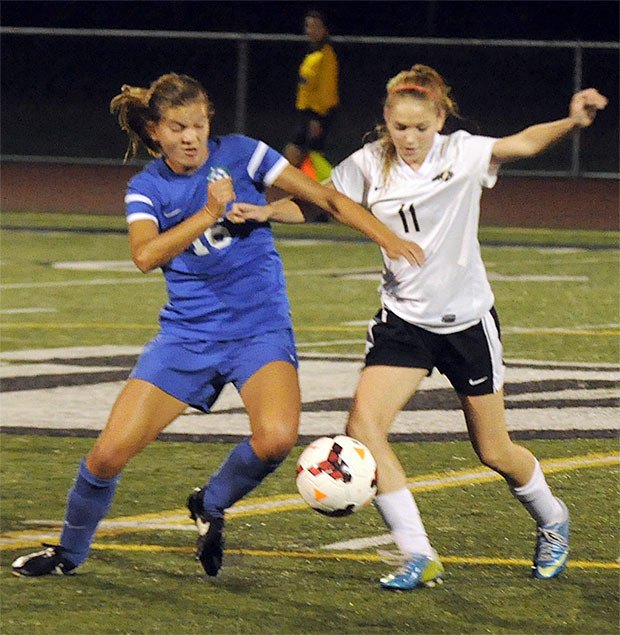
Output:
[60,458,120,567]
[202,438,282,518]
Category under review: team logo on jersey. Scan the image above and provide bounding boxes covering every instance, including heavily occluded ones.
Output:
[207,166,231,183]
[432,169,454,182]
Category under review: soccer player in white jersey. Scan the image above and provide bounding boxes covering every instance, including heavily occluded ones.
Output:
[229,64,607,590]
[11,73,423,579]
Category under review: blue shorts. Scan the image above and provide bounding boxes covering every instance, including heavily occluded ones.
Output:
[130,328,298,412]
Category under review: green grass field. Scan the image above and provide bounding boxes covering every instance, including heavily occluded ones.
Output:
[0,213,618,634]
[1,436,618,634]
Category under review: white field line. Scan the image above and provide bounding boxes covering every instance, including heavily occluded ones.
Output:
[0,345,145,360]
[0,363,130,378]
[323,534,393,551]
[0,308,57,314]
[341,321,620,335]
[0,345,363,361]
[0,278,162,290]
[297,339,362,348]
[51,260,140,271]
[4,453,616,549]
[506,358,620,368]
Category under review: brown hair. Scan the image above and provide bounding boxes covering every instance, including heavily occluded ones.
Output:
[110,73,214,161]
[369,64,460,183]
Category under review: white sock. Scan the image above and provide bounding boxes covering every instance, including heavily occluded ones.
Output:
[510,460,564,526]
[375,488,434,558]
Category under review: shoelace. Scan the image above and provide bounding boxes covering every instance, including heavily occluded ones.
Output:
[537,528,567,560]
[27,544,58,559]
[377,549,428,576]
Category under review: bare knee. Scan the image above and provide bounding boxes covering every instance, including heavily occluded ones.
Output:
[252,424,298,463]
[346,410,387,450]
[346,418,371,445]
[475,442,519,476]
[86,444,129,479]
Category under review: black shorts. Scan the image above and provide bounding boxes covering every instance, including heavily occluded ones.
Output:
[364,307,505,396]
[292,109,335,151]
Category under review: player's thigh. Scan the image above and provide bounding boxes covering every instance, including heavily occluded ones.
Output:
[239,361,300,455]
[349,365,428,436]
[87,378,187,476]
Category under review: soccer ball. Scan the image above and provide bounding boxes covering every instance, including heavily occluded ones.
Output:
[296,435,377,516]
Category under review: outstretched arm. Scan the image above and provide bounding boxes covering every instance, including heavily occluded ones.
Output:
[491,88,608,164]
[229,166,424,267]
[276,167,424,266]
[227,196,306,224]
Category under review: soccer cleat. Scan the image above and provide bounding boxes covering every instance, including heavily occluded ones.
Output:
[532,498,569,579]
[380,550,444,591]
[11,544,76,578]
[187,487,225,577]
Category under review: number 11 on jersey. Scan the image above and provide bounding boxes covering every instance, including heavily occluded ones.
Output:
[398,203,420,233]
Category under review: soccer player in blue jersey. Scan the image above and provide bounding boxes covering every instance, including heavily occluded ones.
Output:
[11,73,423,578]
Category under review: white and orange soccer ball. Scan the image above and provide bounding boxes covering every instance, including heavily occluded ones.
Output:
[296,435,378,516]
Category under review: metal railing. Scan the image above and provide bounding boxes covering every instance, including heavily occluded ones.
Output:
[1,26,618,178]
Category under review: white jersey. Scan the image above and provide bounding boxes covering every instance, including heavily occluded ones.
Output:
[332,131,498,334]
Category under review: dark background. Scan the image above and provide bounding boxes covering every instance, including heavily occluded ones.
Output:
[1,1,618,173]
[2,0,618,41]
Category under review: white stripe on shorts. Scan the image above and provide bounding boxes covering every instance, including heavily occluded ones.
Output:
[480,310,505,391]
[364,308,388,356]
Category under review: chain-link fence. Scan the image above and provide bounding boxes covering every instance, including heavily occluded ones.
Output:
[1,27,618,178]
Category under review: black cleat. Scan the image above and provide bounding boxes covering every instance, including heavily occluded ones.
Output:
[187,488,225,576]
[12,544,76,578]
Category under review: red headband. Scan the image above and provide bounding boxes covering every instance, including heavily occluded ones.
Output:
[389,83,439,102]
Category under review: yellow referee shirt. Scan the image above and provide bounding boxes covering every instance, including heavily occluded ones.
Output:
[295,43,339,116]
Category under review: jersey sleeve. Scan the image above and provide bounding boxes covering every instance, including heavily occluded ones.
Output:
[331,148,369,205]
[234,135,289,188]
[461,133,499,189]
[125,172,162,228]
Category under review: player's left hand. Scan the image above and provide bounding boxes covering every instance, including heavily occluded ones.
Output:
[569,88,608,128]
[227,202,272,224]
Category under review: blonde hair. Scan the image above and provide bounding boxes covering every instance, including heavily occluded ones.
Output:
[369,64,460,183]
[110,73,214,161]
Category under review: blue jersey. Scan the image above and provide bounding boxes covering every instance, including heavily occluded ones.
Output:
[125,134,292,341]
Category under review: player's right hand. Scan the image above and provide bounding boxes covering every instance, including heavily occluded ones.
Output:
[207,177,235,218]
[383,237,425,267]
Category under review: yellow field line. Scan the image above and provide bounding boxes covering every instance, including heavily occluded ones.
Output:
[510,330,619,337]
[2,537,618,571]
[71,544,620,571]
[2,453,617,555]
[406,452,619,492]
